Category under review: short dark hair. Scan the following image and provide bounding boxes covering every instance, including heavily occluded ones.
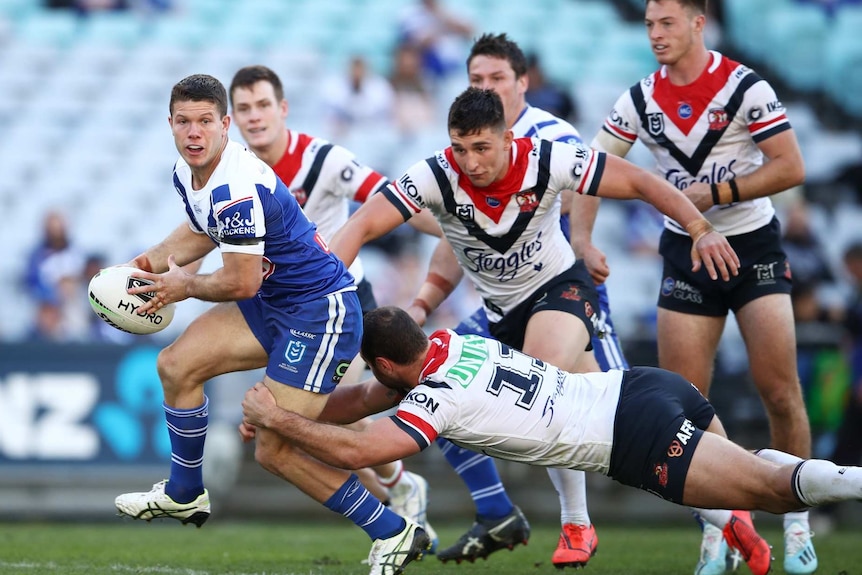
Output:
[645,0,708,15]
[229,65,285,107]
[448,87,507,137]
[169,74,228,117]
[361,306,428,366]
[467,33,528,78]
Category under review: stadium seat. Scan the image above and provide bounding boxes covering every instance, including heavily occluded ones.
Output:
[76,11,145,49]
[15,10,80,48]
[723,0,793,63]
[824,30,862,118]
[761,5,828,92]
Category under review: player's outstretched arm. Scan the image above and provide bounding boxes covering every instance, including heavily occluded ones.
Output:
[242,383,420,469]
[329,192,409,268]
[593,155,740,281]
[408,237,463,326]
[318,378,404,424]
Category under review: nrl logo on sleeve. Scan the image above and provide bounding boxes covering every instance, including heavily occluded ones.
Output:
[647,113,665,137]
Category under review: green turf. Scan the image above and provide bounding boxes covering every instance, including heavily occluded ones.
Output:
[0,521,858,575]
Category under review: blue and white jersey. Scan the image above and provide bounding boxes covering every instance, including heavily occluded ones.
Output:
[172,140,354,304]
[512,105,583,146]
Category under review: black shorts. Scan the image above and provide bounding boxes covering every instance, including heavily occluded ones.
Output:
[657,217,792,316]
[489,261,599,352]
[356,277,378,316]
[608,366,715,504]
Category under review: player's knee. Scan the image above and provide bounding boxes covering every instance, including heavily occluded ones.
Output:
[759,385,806,418]
[157,344,209,391]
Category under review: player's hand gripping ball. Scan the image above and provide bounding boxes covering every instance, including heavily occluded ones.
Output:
[88,266,174,335]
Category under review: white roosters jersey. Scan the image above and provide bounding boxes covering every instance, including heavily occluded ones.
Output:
[383,138,606,323]
[512,105,582,144]
[597,51,790,236]
[393,330,623,472]
[271,130,389,282]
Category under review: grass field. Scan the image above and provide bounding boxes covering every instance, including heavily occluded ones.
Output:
[0,521,860,575]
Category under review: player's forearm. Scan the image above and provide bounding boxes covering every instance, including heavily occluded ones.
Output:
[266,409,376,470]
[412,239,462,315]
[184,257,261,302]
[319,380,401,425]
[638,173,709,231]
[569,193,601,258]
[136,226,214,272]
[734,154,805,203]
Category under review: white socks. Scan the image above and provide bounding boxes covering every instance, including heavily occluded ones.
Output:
[547,468,591,525]
[692,508,732,529]
[792,459,862,507]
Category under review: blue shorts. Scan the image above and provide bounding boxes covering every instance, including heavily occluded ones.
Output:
[608,367,715,504]
[455,278,628,371]
[238,288,362,394]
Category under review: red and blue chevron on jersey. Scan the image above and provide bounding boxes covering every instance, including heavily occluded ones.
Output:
[599,51,790,236]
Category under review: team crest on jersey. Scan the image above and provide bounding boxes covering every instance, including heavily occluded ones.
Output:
[515,190,539,212]
[708,108,729,130]
[285,340,306,363]
[455,204,475,221]
[647,113,665,137]
[291,188,308,206]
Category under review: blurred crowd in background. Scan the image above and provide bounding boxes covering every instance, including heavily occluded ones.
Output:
[4,0,862,493]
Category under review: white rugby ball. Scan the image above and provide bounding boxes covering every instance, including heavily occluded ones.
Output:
[88,266,174,335]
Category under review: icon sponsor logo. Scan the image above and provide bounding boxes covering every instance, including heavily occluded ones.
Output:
[403,390,440,414]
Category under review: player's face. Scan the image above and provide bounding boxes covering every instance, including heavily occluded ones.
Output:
[169,100,229,173]
[645,0,702,66]
[449,127,514,187]
[468,55,527,128]
[231,81,288,152]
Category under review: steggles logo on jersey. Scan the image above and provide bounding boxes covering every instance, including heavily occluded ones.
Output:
[665,161,738,191]
[463,235,543,282]
[647,113,665,137]
[708,108,729,130]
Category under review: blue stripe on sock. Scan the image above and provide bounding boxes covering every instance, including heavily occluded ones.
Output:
[164,397,208,504]
[436,437,513,520]
[325,474,405,540]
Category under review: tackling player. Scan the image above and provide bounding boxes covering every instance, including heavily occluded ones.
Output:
[242,306,862,575]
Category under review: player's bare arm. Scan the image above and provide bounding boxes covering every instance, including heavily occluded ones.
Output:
[128,224,216,273]
[242,382,420,469]
[406,208,443,237]
[593,155,740,281]
[318,379,403,424]
[408,237,464,325]
[569,193,608,285]
[131,251,262,313]
[329,191,408,268]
